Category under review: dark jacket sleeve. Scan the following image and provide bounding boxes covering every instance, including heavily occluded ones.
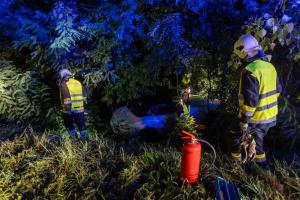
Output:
[82,86,87,99]
[276,77,282,95]
[60,82,71,112]
[240,70,259,123]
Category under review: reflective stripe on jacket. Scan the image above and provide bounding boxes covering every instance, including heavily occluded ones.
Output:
[238,59,280,124]
[60,78,84,113]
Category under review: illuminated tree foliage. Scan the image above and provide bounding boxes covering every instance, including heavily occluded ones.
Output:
[0,0,299,116]
[0,61,51,120]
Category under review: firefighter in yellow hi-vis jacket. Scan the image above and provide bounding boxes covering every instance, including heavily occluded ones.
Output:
[59,69,88,138]
[231,34,281,168]
[177,87,191,117]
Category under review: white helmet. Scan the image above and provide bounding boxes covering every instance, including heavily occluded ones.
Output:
[233,34,262,60]
[59,69,72,79]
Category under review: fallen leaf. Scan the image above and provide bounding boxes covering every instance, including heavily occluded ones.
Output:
[256,29,267,38]
[281,14,292,23]
[285,23,294,33]
[266,18,276,28]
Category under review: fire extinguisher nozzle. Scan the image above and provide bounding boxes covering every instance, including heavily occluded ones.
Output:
[181,130,196,139]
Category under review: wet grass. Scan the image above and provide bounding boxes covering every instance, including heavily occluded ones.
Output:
[0,127,299,200]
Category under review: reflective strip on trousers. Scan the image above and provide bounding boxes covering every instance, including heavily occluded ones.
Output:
[255,153,266,163]
[231,153,241,158]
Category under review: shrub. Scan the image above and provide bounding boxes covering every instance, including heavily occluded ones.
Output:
[0,61,51,121]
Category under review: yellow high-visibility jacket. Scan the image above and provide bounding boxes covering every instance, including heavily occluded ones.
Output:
[60,78,85,113]
[238,59,281,125]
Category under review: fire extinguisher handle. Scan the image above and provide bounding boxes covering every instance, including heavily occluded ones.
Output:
[181,130,196,139]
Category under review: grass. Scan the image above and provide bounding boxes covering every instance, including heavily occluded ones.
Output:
[0,126,299,199]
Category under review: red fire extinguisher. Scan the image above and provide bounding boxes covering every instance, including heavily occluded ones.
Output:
[180,130,216,184]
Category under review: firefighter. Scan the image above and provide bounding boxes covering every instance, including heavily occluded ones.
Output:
[59,69,88,138]
[231,34,281,168]
[177,87,191,117]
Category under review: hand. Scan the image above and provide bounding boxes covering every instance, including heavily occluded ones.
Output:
[240,122,248,133]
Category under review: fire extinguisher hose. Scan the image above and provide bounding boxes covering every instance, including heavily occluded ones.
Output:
[196,138,217,171]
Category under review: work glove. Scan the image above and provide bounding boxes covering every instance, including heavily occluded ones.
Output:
[240,122,248,133]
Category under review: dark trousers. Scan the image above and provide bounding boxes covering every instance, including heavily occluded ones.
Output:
[63,112,87,137]
[231,122,275,162]
[249,124,272,155]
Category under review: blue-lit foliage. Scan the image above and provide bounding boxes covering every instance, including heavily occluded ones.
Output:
[0,0,296,105]
[145,0,205,12]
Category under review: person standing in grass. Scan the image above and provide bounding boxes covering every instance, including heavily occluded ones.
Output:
[177,86,191,117]
[59,69,88,139]
[231,34,281,168]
